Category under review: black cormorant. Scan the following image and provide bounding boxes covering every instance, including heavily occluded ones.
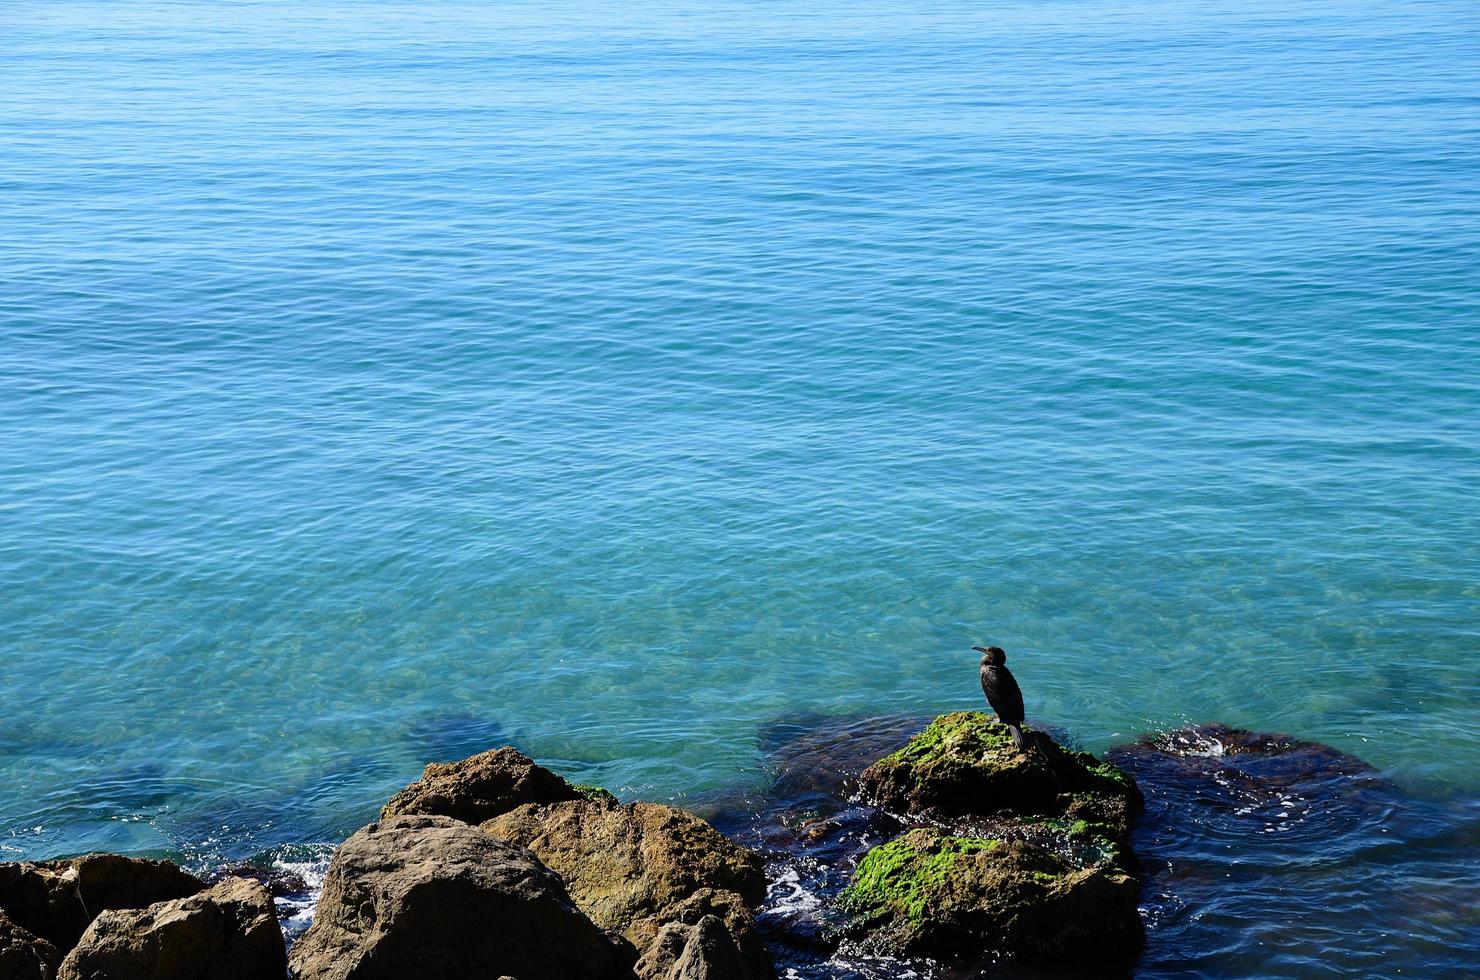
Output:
[974,645,1028,748]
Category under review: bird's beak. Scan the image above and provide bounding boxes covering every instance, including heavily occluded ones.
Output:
[971,646,989,654]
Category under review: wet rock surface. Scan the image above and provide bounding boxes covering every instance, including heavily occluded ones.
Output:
[205,861,308,901]
[288,813,634,980]
[57,876,284,980]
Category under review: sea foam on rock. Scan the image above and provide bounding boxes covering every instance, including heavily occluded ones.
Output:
[840,712,1145,972]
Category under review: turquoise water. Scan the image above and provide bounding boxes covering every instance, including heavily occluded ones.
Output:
[3,0,1479,971]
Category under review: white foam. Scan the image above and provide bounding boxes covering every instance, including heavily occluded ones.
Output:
[272,844,335,934]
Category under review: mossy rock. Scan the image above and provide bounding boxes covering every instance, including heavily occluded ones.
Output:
[857,712,1142,831]
[839,827,1143,970]
[572,783,620,806]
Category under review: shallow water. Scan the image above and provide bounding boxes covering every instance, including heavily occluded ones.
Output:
[3,0,1479,974]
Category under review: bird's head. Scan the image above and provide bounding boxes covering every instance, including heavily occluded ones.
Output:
[973,646,1006,666]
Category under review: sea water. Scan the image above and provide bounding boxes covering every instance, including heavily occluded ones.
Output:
[3,0,1478,974]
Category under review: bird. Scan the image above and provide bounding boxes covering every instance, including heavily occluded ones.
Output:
[974,645,1029,749]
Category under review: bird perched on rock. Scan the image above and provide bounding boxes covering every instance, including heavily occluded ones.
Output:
[974,645,1030,750]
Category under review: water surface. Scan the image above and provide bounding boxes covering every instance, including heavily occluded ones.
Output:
[3,0,1478,975]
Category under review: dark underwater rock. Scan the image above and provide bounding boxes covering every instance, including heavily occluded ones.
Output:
[379,746,582,824]
[1102,722,1480,977]
[0,854,204,953]
[288,814,632,980]
[1106,722,1386,826]
[405,713,511,765]
[56,877,284,980]
[757,714,931,806]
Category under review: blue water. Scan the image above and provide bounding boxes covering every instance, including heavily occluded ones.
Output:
[4,0,1479,974]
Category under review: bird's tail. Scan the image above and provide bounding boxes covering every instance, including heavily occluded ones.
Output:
[1010,725,1055,766]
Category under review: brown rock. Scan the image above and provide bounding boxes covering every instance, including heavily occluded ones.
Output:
[0,854,204,952]
[288,814,631,980]
[840,829,1143,970]
[630,890,773,980]
[379,747,582,824]
[56,877,284,980]
[0,908,59,980]
[482,798,767,943]
[856,712,1141,825]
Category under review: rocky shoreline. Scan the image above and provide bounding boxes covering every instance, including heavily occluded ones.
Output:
[0,714,1400,979]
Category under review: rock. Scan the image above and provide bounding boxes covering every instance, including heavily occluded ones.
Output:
[380,746,582,824]
[0,908,59,980]
[288,814,631,980]
[56,877,284,980]
[634,914,745,980]
[629,889,773,980]
[838,713,1146,972]
[206,861,308,899]
[857,711,1141,830]
[839,828,1142,969]
[757,714,931,806]
[482,797,767,944]
[0,854,204,952]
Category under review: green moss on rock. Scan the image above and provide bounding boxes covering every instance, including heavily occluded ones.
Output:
[840,827,1143,969]
[842,829,1000,924]
[571,784,619,806]
[857,712,1141,829]
[841,713,1147,971]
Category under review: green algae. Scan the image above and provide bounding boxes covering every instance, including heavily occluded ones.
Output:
[840,713,1148,968]
[878,711,1018,768]
[571,783,618,805]
[842,831,1000,923]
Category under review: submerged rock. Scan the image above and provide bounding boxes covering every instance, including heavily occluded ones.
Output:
[56,877,284,980]
[0,908,59,980]
[1103,723,1471,977]
[288,814,632,980]
[0,854,205,953]
[379,746,582,824]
